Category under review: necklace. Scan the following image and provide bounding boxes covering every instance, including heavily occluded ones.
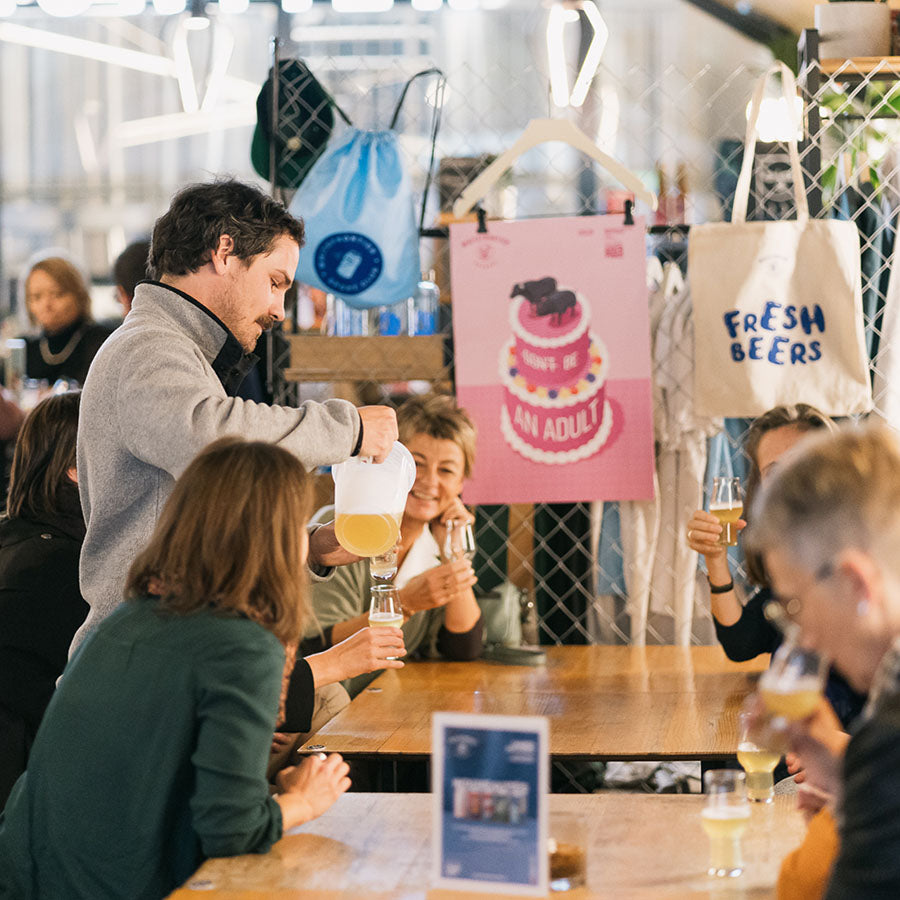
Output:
[39,323,89,366]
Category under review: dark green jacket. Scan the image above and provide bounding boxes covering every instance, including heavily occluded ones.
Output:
[0,597,285,899]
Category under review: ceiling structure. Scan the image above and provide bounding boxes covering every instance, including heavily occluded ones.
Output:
[698,0,900,37]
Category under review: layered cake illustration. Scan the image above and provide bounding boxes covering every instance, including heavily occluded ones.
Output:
[499,277,613,463]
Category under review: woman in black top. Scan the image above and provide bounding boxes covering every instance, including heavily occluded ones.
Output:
[0,391,86,806]
[686,404,865,728]
[21,257,112,387]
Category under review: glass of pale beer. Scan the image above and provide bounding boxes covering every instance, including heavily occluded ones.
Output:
[737,711,781,803]
[702,770,751,878]
[368,585,403,659]
[759,644,827,722]
[710,476,743,546]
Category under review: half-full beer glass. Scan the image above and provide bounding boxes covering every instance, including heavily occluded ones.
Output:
[702,770,750,878]
[710,477,743,546]
[737,712,780,803]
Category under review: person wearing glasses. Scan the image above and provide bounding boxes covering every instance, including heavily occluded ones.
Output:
[748,423,900,900]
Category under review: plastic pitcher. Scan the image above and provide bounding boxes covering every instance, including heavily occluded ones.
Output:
[332,441,416,557]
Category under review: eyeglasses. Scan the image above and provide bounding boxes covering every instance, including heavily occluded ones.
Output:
[777,561,834,621]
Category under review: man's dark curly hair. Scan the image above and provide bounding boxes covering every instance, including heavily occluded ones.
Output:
[148,178,305,279]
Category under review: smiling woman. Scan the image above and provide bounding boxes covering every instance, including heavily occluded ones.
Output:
[300,393,508,699]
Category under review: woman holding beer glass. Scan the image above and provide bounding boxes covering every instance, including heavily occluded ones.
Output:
[304,394,496,697]
[685,404,864,728]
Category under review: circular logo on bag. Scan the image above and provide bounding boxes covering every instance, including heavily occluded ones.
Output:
[314,232,383,295]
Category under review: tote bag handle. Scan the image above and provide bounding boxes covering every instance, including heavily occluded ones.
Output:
[733,61,809,225]
[390,67,447,234]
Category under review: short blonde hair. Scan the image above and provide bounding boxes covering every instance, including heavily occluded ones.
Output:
[25,257,93,324]
[747,423,900,577]
[397,393,477,478]
[125,438,312,644]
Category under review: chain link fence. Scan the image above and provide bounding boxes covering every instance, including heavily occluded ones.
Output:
[272,7,780,652]
[2,5,895,655]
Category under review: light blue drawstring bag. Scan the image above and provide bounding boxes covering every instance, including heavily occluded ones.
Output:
[290,69,444,309]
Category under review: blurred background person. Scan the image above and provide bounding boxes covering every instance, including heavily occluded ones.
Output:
[21,255,113,387]
[0,391,85,807]
[111,238,150,317]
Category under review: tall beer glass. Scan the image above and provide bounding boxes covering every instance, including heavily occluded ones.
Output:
[710,476,743,546]
[702,770,750,877]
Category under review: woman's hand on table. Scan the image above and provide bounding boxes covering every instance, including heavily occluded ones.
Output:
[275,752,351,827]
[399,558,477,615]
[686,509,745,560]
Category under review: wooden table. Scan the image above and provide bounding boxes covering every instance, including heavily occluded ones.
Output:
[300,647,767,762]
[168,791,804,899]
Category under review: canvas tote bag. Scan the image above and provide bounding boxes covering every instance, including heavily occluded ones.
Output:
[689,61,871,418]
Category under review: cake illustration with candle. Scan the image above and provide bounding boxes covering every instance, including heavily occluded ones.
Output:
[499,277,613,464]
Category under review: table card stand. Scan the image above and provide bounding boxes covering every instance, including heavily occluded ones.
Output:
[431,712,549,895]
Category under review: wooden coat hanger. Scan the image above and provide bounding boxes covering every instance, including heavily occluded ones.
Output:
[452,117,658,219]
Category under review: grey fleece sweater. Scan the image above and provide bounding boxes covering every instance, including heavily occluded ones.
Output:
[71,282,360,654]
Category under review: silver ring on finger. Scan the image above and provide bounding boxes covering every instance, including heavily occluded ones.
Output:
[687,529,694,541]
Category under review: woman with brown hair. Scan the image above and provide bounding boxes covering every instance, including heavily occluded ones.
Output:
[21,255,113,386]
[0,390,85,807]
[686,404,864,727]
[0,438,351,900]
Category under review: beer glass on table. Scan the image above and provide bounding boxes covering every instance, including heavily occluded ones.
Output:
[702,770,751,878]
[710,476,743,546]
[759,644,827,722]
[737,711,781,803]
[368,585,403,659]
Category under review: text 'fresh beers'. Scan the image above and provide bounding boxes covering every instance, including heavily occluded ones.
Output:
[722,302,825,366]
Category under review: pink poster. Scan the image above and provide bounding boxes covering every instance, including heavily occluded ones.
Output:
[450,215,654,504]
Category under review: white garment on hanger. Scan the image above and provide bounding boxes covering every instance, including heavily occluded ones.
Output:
[646,267,722,645]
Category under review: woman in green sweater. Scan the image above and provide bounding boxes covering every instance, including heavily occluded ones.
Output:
[0,438,352,900]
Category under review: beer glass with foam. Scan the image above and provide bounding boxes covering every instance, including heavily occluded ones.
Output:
[332,441,415,558]
[759,643,827,722]
[702,770,751,878]
[710,476,743,546]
